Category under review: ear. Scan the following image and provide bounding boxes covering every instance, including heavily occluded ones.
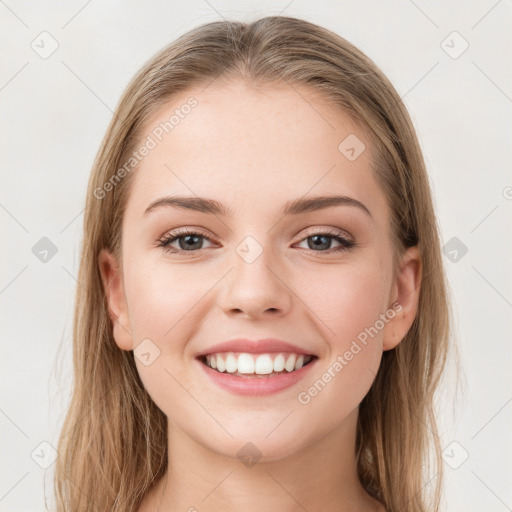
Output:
[382,246,422,351]
[98,248,133,351]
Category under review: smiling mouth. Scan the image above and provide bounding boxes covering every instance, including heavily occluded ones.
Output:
[198,352,318,378]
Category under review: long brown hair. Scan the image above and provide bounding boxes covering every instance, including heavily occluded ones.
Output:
[53,15,452,511]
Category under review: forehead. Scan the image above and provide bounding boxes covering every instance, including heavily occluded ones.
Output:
[124,79,388,222]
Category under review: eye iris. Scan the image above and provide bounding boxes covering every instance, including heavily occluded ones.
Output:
[309,235,331,250]
[180,234,202,250]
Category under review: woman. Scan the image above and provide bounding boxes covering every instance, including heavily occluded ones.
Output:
[54,15,451,512]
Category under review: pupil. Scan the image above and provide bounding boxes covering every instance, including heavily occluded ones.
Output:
[309,235,330,250]
[180,235,201,250]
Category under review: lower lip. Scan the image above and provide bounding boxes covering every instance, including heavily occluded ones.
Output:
[196,357,317,396]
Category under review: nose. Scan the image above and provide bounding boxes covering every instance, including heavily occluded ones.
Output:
[218,243,292,320]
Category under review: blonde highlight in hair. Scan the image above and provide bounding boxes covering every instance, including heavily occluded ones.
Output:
[53,16,452,512]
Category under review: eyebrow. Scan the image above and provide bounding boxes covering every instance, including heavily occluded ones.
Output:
[144,194,372,218]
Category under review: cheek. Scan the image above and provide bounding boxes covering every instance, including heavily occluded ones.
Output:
[123,258,206,343]
[299,261,388,399]
[305,260,389,346]
[123,260,205,416]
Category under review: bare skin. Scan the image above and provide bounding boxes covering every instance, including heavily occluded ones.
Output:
[100,79,420,512]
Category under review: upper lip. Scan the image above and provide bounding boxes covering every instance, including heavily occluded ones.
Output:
[195,338,317,358]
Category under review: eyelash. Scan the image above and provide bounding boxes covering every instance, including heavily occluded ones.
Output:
[156,227,356,255]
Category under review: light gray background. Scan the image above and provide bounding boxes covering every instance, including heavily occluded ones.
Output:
[1,1,511,511]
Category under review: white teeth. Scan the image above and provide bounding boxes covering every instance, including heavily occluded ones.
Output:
[238,353,255,373]
[255,354,274,374]
[225,353,238,373]
[273,354,285,372]
[204,352,313,375]
[216,355,226,372]
[284,354,296,372]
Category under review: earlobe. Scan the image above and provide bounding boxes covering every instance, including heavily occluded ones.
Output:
[382,246,422,351]
[98,248,133,351]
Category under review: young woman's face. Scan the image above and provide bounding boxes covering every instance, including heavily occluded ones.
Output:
[101,79,420,461]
